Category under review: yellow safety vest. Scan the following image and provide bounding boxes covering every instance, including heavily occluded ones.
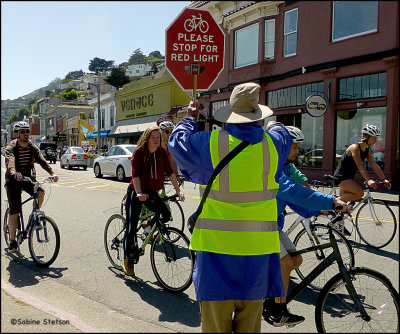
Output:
[190,130,280,255]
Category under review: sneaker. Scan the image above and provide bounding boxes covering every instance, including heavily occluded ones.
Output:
[263,305,305,328]
[122,257,135,276]
[348,201,356,211]
[8,240,18,253]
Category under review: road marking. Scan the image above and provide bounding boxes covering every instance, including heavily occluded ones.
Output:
[1,279,99,333]
[85,184,109,189]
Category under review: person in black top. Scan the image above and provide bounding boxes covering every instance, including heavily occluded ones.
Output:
[333,124,391,203]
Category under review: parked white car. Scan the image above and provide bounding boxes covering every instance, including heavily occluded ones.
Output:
[60,146,88,170]
[93,144,137,181]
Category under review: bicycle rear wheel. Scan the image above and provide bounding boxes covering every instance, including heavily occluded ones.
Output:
[104,214,126,270]
[294,223,355,291]
[28,215,60,267]
[315,267,399,333]
[150,227,194,293]
[356,200,397,249]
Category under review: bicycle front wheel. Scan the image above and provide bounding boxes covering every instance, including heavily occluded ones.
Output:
[104,214,126,270]
[356,200,397,248]
[150,227,194,293]
[120,194,127,217]
[3,207,10,247]
[294,223,355,291]
[315,267,399,333]
[165,199,185,233]
[28,215,60,267]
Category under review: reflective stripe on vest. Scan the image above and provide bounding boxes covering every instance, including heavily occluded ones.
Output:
[190,130,280,255]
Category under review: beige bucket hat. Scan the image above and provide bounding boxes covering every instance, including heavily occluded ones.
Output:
[214,82,273,123]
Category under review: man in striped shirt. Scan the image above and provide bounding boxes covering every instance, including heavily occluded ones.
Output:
[4,121,58,253]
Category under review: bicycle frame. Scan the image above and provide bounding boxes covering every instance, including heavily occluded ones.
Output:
[286,221,369,319]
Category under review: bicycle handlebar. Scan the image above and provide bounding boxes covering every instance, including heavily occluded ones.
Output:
[21,176,57,185]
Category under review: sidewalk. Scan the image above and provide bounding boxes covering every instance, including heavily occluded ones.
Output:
[1,255,175,333]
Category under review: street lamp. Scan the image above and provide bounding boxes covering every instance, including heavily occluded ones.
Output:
[89,82,101,151]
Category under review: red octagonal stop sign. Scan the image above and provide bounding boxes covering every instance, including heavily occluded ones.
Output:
[166,7,225,91]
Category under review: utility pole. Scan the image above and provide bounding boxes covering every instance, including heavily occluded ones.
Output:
[89,82,102,151]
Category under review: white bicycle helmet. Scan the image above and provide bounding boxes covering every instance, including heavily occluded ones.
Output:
[362,124,381,137]
[13,121,30,133]
[159,121,175,130]
[286,126,304,143]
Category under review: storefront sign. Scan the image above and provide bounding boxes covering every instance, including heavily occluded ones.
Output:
[305,95,327,117]
[120,94,154,113]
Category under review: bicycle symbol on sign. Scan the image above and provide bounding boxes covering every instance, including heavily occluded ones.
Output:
[184,14,209,33]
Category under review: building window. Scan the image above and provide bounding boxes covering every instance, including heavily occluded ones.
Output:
[234,23,259,68]
[264,19,275,60]
[336,107,386,170]
[211,100,229,116]
[338,72,386,101]
[332,1,378,42]
[267,82,324,109]
[298,114,324,168]
[284,8,298,57]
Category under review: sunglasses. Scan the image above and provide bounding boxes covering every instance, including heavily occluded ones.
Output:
[20,130,30,134]
[163,130,172,134]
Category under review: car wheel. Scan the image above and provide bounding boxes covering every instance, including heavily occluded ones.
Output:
[83,166,87,171]
[60,160,64,169]
[116,166,125,182]
[67,160,71,170]
[94,164,102,178]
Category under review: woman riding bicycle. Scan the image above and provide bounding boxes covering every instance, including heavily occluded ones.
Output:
[333,124,391,204]
[123,126,184,276]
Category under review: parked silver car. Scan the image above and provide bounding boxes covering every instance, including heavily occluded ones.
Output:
[60,146,88,170]
[93,144,137,181]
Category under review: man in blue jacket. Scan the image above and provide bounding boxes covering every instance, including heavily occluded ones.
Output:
[168,82,292,333]
[262,124,348,328]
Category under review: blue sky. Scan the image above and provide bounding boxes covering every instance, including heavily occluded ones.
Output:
[1,1,190,100]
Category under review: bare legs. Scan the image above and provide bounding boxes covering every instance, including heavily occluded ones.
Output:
[338,179,364,202]
[275,253,303,304]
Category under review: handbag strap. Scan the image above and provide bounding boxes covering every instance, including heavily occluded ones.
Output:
[194,140,250,215]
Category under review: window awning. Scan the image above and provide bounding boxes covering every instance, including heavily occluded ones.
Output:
[86,130,110,139]
[108,115,161,138]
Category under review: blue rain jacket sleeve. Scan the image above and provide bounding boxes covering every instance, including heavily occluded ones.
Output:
[276,165,336,231]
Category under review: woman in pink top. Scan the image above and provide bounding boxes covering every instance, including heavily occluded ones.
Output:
[122,126,184,276]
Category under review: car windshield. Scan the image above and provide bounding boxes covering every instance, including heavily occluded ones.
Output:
[126,145,137,153]
[71,147,84,153]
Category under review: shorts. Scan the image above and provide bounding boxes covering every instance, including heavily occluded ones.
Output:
[279,231,296,259]
[4,179,44,215]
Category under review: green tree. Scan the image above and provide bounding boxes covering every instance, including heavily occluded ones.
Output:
[104,68,131,90]
[45,90,52,97]
[128,48,146,65]
[80,113,87,120]
[148,50,163,59]
[65,69,85,80]
[88,57,115,74]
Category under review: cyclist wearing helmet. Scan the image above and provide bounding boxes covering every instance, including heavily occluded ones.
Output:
[4,121,59,253]
[333,123,391,203]
[159,120,182,183]
[285,126,310,188]
[262,123,348,328]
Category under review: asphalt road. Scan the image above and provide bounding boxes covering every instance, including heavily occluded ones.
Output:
[1,159,399,333]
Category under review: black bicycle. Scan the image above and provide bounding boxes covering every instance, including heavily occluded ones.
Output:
[105,194,194,293]
[3,176,60,267]
[263,211,399,332]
